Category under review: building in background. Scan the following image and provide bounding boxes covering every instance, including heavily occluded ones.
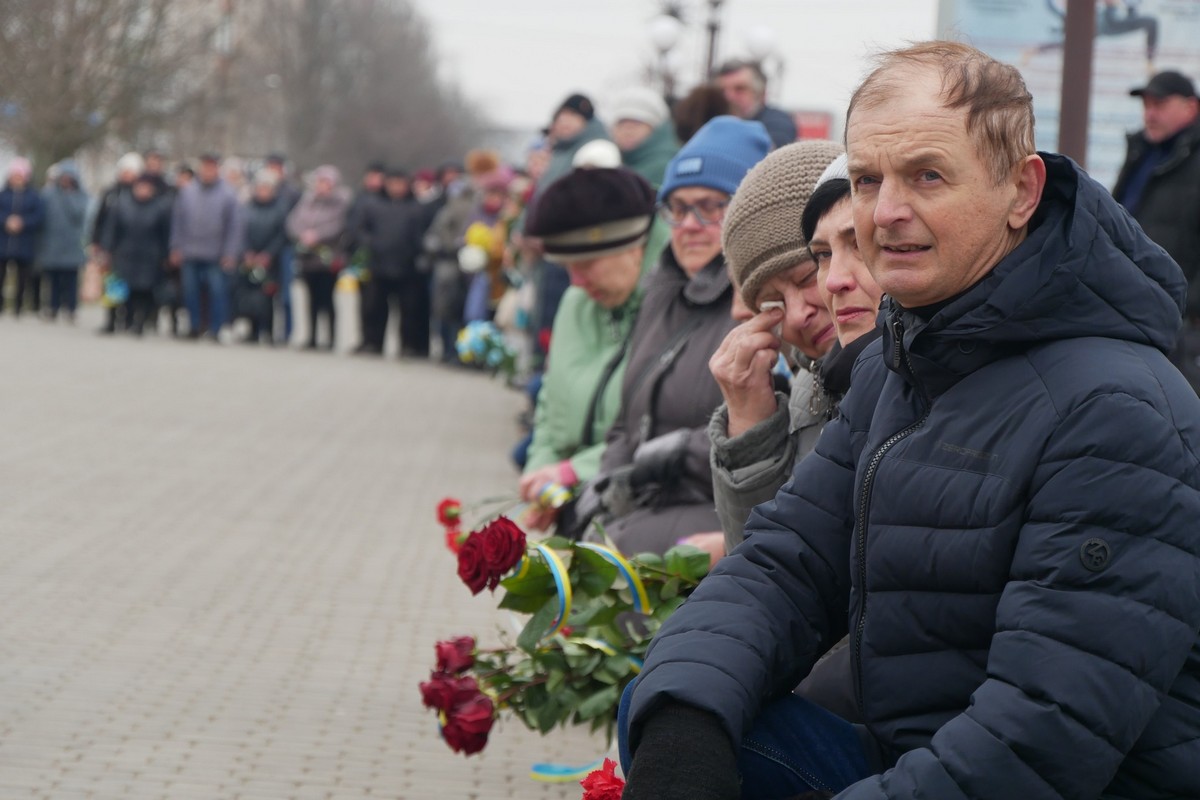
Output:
[938,0,1200,187]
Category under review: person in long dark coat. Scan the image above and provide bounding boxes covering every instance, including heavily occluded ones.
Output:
[0,157,45,316]
[38,160,90,322]
[101,175,171,335]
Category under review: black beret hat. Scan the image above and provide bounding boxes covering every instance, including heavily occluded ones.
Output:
[525,167,656,263]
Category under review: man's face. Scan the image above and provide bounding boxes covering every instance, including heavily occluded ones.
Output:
[199,160,220,184]
[565,246,644,309]
[145,154,163,175]
[1142,94,1200,144]
[613,120,654,152]
[253,183,276,204]
[133,181,154,201]
[717,67,763,119]
[811,195,883,345]
[363,170,384,192]
[384,176,409,198]
[847,67,1031,309]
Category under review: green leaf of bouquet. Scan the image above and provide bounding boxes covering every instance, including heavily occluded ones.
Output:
[570,547,619,597]
[575,685,620,721]
[539,535,573,550]
[517,597,560,654]
[498,591,553,613]
[660,578,680,600]
[500,558,555,596]
[664,545,711,581]
[568,600,621,628]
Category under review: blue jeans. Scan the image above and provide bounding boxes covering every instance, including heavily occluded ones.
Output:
[618,680,872,797]
[182,259,228,335]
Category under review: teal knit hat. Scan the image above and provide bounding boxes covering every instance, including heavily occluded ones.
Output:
[657,115,772,201]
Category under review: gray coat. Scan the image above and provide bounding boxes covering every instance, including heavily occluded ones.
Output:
[597,250,736,555]
[38,184,90,269]
[169,179,243,263]
[709,367,827,552]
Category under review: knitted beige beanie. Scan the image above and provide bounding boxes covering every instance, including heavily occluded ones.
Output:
[722,140,845,311]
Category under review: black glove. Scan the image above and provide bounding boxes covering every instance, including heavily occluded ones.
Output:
[555,477,607,541]
[629,429,691,489]
[623,702,740,800]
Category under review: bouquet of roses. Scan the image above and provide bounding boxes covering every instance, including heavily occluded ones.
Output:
[420,500,710,759]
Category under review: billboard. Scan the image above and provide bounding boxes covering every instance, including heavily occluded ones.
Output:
[938,0,1200,188]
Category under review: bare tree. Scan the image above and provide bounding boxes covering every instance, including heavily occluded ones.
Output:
[0,0,216,173]
[225,0,482,176]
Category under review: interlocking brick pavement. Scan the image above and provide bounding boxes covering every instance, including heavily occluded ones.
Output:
[0,310,607,799]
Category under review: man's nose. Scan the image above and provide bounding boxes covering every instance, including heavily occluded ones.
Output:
[873,180,912,228]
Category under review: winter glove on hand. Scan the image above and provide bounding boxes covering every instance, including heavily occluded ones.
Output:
[623,702,740,800]
[630,429,691,489]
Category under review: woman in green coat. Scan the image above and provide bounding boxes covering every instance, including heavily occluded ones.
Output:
[518,166,659,530]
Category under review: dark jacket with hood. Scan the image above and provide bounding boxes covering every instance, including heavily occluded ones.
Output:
[621,122,680,190]
[596,248,736,556]
[242,195,290,267]
[626,154,1200,798]
[1112,119,1200,319]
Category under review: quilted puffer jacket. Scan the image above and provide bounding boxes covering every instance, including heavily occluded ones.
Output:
[627,153,1200,799]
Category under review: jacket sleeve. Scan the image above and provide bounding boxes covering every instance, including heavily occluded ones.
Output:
[524,362,570,474]
[836,389,1200,800]
[100,204,120,256]
[221,194,244,262]
[627,410,857,753]
[22,190,45,231]
[169,192,183,252]
[708,393,793,551]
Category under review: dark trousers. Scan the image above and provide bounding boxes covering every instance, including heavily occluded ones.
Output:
[0,258,33,315]
[47,269,80,316]
[399,273,431,357]
[303,271,336,347]
[365,274,431,356]
[125,289,154,334]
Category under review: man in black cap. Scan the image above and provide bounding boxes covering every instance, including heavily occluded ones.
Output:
[1114,69,1200,391]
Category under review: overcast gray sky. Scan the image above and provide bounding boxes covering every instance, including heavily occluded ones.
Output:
[411,0,940,132]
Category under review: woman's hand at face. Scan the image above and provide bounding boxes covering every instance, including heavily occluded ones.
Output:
[709,305,783,438]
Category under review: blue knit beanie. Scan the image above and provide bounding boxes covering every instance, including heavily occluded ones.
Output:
[658,115,772,201]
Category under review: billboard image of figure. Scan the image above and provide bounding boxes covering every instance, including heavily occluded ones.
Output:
[938,0,1200,187]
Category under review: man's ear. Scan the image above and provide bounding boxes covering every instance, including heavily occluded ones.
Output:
[1008,154,1046,230]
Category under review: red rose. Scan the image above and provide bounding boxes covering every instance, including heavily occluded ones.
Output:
[456,532,489,595]
[479,516,526,590]
[418,671,479,712]
[441,694,495,756]
[580,758,625,800]
[444,527,465,554]
[437,497,462,527]
[435,636,476,674]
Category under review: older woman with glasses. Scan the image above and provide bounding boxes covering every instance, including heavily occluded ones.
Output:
[568,116,771,557]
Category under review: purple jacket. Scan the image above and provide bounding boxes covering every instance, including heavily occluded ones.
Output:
[169,179,243,262]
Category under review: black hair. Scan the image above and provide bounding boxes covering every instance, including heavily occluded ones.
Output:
[800,178,851,244]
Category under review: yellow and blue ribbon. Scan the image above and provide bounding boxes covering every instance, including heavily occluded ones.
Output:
[576,542,652,614]
[529,756,607,783]
[534,543,573,639]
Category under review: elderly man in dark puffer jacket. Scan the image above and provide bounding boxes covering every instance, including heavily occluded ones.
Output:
[619,40,1200,800]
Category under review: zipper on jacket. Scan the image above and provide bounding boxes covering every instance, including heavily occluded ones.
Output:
[852,316,930,719]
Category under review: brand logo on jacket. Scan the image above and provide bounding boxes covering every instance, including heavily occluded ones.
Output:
[1080,538,1111,572]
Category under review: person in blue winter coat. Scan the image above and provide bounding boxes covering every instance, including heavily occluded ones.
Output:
[619,41,1200,800]
[0,157,45,316]
[38,160,90,322]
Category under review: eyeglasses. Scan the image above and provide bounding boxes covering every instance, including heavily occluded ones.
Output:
[657,197,730,227]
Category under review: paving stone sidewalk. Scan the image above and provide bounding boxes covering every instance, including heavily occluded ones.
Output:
[0,310,606,799]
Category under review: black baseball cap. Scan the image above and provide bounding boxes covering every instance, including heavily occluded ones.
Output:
[1130,70,1197,99]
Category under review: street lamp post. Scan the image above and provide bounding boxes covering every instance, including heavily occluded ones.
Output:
[744,24,784,100]
[704,0,726,79]
[649,13,683,102]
